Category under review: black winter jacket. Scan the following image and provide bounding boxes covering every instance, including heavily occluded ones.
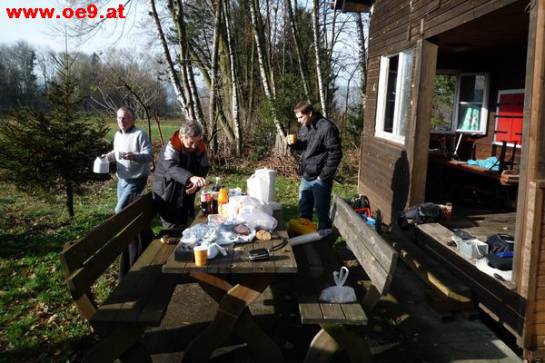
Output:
[152,142,209,227]
[291,115,342,181]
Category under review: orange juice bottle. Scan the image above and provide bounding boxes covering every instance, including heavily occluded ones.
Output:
[217,187,229,217]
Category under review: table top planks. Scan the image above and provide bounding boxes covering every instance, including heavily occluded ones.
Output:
[162,211,297,275]
[162,236,297,274]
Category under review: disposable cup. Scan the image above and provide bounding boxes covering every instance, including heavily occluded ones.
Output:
[194,245,208,267]
[288,134,297,145]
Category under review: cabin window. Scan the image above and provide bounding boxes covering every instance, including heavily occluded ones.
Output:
[375,48,414,144]
[431,75,456,133]
[453,73,489,134]
[494,89,524,147]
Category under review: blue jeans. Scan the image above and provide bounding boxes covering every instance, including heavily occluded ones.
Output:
[115,177,147,281]
[115,177,147,214]
[299,177,333,230]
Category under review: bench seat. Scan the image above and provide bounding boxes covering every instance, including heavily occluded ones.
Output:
[91,239,182,327]
[299,298,367,325]
[60,193,186,362]
[294,195,398,363]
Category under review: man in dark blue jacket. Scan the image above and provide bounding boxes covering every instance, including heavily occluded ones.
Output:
[288,101,342,233]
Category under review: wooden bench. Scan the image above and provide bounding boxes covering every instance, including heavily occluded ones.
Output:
[294,195,398,363]
[60,192,184,363]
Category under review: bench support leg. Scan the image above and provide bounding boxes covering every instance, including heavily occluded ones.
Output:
[182,272,283,363]
[84,326,150,363]
[362,285,382,313]
[304,324,372,363]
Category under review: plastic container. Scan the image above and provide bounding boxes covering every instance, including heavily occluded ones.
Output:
[93,156,109,174]
[287,218,317,236]
[458,238,489,259]
[217,187,229,217]
[247,168,276,203]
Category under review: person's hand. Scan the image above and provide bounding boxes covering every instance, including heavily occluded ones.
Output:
[185,183,198,195]
[123,152,137,160]
[189,176,207,188]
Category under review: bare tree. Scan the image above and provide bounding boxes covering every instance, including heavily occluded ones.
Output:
[249,0,288,153]
[355,13,368,100]
[312,0,327,116]
[149,0,190,119]
[286,0,311,102]
[223,0,242,156]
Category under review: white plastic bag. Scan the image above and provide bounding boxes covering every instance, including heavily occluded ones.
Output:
[247,168,276,203]
[223,196,273,220]
[238,206,277,231]
[319,267,357,303]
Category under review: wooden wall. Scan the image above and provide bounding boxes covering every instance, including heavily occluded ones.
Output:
[359,0,520,223]
[520,1,545,358]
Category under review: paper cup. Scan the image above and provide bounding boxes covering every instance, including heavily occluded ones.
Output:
[288,134,297,145]
[194,245,208,267]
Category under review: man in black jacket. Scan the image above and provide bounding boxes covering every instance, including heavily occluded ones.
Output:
[152,121,209,229]
[288,101,342,232]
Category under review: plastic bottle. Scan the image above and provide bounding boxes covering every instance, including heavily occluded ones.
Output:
[200,190,209,215]
[217,187,229,217]
[213,176,222,192]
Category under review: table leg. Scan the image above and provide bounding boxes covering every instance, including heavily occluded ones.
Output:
[182,272,283,363]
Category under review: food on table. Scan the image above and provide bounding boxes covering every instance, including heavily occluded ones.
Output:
[256,230,272,241]
[234,223,250,236]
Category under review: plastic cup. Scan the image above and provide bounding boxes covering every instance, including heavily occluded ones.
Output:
[288,134,297,145]
[194,245,208,267]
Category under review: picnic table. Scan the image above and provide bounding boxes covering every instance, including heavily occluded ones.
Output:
[162,210,298,363]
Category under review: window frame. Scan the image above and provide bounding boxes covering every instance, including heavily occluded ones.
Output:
[374,48,414,145]
[493,88,525,148]
[452,72,490,135]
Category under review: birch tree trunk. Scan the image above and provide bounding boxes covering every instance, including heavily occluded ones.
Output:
[246,39,255,127]
[356,13,368,100]
[171,0,206,127]
[191,42,236,145]
[287,0,311,102]
[312,0,327,117]
[223,0,242,156]
[209,0,222,152]
[249,0,286,141]
[149,0,190,120]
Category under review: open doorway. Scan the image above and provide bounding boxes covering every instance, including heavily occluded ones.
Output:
[422,0,528,287]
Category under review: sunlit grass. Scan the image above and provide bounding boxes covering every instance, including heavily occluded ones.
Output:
[105,118,181,146]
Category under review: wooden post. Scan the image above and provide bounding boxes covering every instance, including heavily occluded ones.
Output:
[406,39,438,205]
[516,0,545,295]
[522,182,545,352]
[517,0,545,357]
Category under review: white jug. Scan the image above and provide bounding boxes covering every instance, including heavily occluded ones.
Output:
[247,168,276,203]
[207,243,227,260]
[93,156,109,174]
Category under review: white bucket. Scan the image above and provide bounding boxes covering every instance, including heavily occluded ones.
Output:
[247,168,276,203]
[93,157,109,174]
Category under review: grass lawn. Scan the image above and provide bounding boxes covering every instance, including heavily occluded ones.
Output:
[0,170,356,362]
[105,118,181,146]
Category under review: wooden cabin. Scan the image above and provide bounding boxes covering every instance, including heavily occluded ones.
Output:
[336,0,545,360]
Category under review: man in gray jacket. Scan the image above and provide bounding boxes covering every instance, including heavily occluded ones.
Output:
[104,106,153,278]
[288,101,342,233]
[152,121,209,229]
